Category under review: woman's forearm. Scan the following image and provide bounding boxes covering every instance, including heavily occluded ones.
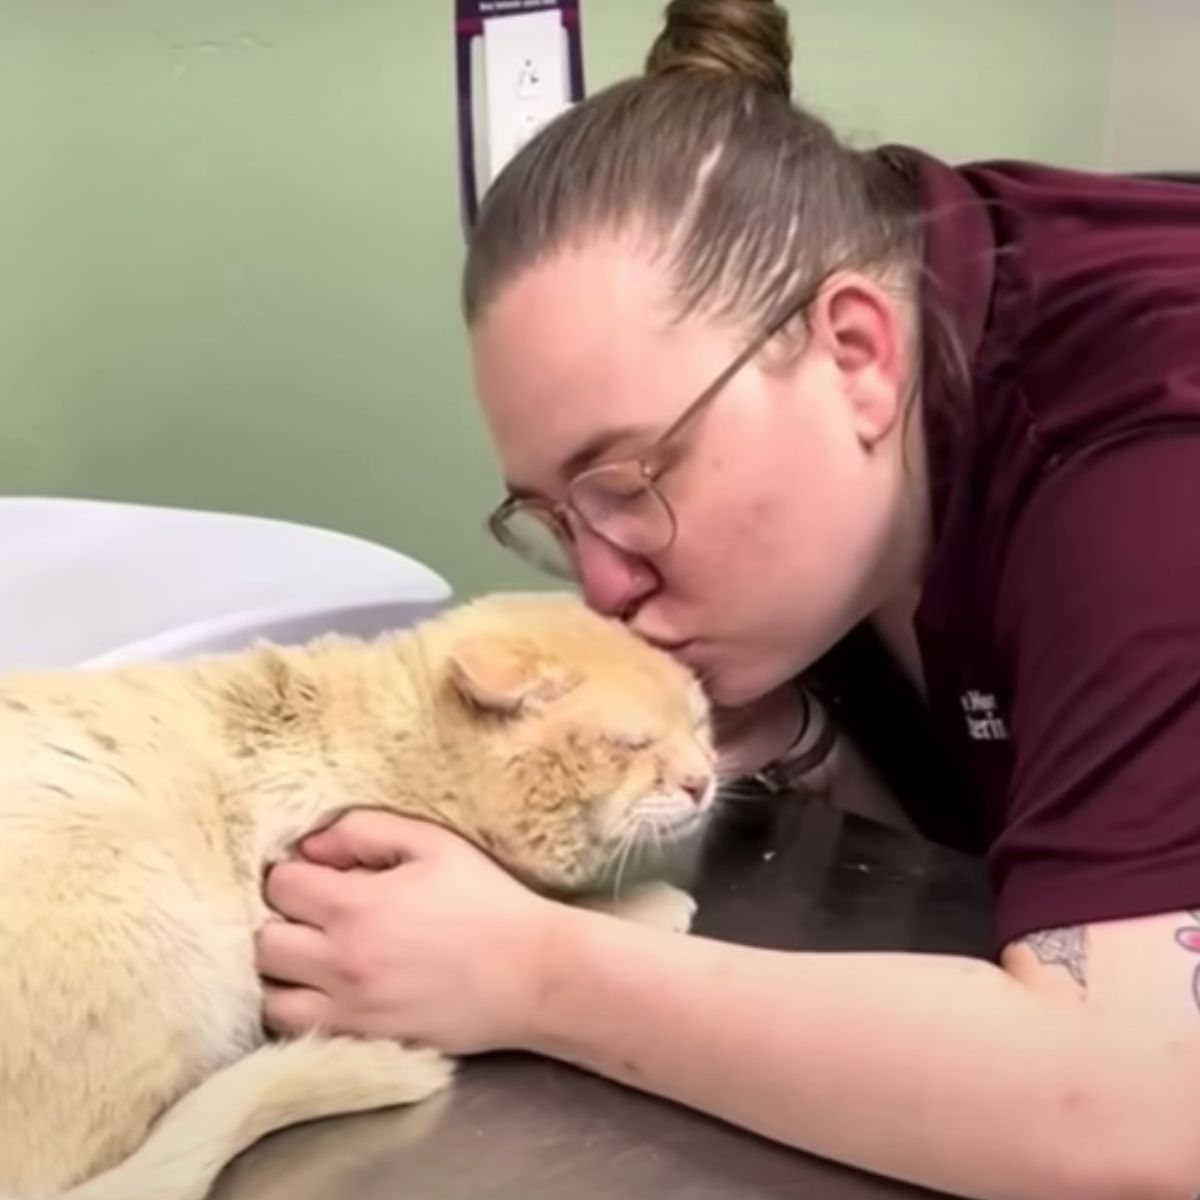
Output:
[524,906,1188,1200]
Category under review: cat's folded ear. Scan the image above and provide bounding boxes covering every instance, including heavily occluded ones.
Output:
[447,635,579,714]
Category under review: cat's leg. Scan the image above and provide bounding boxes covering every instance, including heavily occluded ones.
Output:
[578,881,698,934]
[66,1036,452,1200]
[0,813,263,1195]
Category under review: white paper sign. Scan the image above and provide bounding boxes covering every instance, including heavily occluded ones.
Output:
[483,9,569,182]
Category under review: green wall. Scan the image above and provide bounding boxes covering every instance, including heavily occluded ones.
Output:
[0,1,1112,599]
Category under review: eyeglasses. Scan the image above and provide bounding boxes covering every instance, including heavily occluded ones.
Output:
[487,289,815,580]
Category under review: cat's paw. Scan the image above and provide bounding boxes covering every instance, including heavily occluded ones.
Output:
[596,881,698,934]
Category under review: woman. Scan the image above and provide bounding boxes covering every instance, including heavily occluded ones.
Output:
[257,2,1200,1195]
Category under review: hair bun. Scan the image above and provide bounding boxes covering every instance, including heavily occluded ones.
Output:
[645,0,792,100]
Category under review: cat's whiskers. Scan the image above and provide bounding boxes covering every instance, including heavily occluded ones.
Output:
[643,798,677,860]
[618,818,645,901]
[715,776,775,805]
[715,762,758,785]
[619,791,709,870]
[716,781,764,798]
[599,810,630,898]
[608,810,646,903]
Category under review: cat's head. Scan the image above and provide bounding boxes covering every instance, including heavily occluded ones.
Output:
[430,593,716,895]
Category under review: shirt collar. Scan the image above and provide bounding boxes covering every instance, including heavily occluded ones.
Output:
[898,146,999,536]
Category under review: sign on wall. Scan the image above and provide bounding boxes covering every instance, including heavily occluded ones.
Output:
[455,0,585,237]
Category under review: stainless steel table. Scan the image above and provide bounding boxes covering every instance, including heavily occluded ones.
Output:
[214,767,992,1200]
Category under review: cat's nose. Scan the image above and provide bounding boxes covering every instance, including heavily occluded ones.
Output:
[683,774,712,806]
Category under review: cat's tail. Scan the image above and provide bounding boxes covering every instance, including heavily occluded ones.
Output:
[27,1035,453,1200]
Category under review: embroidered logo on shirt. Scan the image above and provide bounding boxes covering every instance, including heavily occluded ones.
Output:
[960,689,1009,742]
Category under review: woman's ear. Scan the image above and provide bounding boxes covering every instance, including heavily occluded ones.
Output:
[809,272,907,450]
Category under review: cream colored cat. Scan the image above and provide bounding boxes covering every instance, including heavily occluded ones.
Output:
[0,592,715,1200]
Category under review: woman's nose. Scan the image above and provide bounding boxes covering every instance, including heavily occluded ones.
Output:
[574,530,658,621]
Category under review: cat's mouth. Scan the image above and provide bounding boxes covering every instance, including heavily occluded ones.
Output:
[588,790,713,896]
[652,804,709,843]
[626,791,713,846]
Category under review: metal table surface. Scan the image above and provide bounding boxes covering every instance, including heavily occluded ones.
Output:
[213,755,992,1200]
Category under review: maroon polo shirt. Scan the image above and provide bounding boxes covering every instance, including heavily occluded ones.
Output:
[906,149,1200,952]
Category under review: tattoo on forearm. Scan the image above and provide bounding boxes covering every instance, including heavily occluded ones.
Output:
[1174,911,1200,1015]
[1021,925,1088,989]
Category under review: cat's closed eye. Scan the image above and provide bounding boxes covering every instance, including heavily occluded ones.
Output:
[610,731,654,751]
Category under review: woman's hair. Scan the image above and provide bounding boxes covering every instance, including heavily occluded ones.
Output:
[461,0,925,332]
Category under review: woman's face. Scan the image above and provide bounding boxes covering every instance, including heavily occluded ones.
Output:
[469,240,920,708]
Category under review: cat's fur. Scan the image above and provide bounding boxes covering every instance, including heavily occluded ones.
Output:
[0,592,715,1200]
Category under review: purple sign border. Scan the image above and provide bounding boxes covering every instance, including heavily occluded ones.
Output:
[455,0,585,237]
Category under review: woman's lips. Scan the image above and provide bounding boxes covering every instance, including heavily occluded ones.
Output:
[642,634,692,655]
[651,638,706,670]
[637,629,709,670]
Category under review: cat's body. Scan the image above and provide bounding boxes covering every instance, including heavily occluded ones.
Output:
[0,593,715,1200]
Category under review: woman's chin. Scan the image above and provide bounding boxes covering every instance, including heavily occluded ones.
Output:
[699,656,802,711]
[698,668,762,710]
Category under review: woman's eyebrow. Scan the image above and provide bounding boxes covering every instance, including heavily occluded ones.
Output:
[504,424,657,499]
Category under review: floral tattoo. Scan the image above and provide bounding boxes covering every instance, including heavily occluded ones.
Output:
[1021,925,1088,989]
[1175,910,1200,1015]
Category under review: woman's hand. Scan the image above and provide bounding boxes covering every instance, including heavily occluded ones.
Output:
[256,812,554,1054]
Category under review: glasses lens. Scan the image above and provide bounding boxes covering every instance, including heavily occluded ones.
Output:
[491,504,575,579]
[572,463,675,555]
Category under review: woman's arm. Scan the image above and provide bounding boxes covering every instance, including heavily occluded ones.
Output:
[531,901,1200,1200]
[258,814,1200,1200]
